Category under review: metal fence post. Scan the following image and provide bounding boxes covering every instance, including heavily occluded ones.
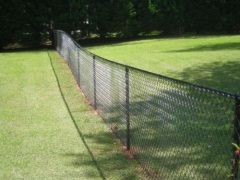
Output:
[50,29,54,48]
[232,96,240,179]
[125,67,130,151]
[77,50,80,86]
[68,45,71,68]
[93,55,97,110]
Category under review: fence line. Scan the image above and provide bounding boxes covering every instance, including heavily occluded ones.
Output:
[54,30,240,179]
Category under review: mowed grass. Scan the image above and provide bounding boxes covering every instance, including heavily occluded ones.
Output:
[0,51,140,179]
[86,35,240,94]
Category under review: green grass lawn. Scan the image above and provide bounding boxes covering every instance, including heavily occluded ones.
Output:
[85,35,240,94]
[0,51,140,179]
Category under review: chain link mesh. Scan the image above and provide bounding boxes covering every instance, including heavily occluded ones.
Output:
[54,30,240,180]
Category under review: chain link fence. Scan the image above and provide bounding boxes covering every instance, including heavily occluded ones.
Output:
[54,30,240,180]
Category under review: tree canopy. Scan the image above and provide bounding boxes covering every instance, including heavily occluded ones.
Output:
[1,0,240,49]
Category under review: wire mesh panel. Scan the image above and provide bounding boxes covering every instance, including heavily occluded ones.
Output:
[68,42,79,81]
[79,50,95,106]
[128,68,236,179]
[53,30,240,180]
[94,56,127,144]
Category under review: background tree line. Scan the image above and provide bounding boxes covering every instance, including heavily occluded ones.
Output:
[1,0,240,49]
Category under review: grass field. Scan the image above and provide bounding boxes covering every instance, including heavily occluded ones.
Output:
[0,51,141,179]
[2,34,239,179]
[85,35,240,94]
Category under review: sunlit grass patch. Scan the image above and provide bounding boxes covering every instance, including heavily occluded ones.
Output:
[86,35,240,94]
[0,51,141,179]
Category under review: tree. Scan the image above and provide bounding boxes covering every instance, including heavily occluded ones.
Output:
[0,0,20,49]
[1,0,240,49]
[87,0,111,38]
[224,0,240,33]
[18,0,50,47]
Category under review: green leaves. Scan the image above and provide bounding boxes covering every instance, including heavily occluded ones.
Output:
[232,143,240,150]
[2,0,240,49]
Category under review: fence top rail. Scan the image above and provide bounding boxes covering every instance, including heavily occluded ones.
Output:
[54,30,239,99]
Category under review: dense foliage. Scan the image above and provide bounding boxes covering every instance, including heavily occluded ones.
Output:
[1,0,240,49]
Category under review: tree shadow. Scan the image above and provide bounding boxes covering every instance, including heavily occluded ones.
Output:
[167,42,240,52]
[95,87,236,179]
[79,35,163,48]
[0,45,53,52]
[63,151,138,180]
[176,61,240,95]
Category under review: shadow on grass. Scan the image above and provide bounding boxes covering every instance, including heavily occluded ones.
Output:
[98,87,236,179]
[0,45,53,53]
[177,61,240,95]
[79,35,163,48]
